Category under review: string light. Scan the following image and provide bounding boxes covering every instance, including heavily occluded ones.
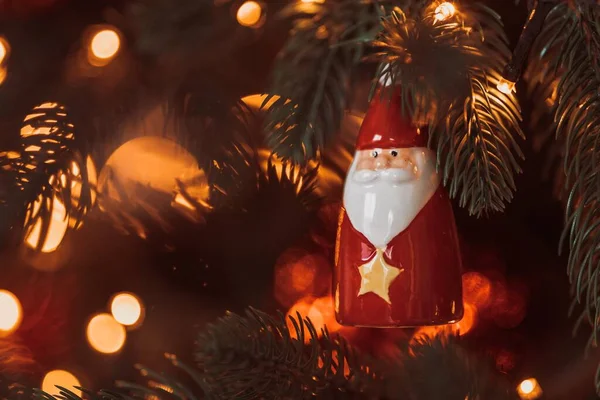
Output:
[89,29,121,66]
[434,2,456,22]
[110,292,144,327]
[42,370,81,397]
[86,313,126,354]
[236,1,263,27]
[0,290,22,335]
[517,378,542,399]
[497,78,516,95]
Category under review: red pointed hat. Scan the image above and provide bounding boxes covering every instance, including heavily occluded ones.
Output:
[356,88,427,150]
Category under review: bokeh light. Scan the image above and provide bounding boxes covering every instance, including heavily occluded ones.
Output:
[86,313,126,354]
[434,2,456,21]
[98,137,207,200]
[89,29,120,65]
[497,79,516,95]
[0,66,7,86]
[310,296,341,333]
[517,378,542,399]
[495,349,516,373]
[462,272,492,309]
[491,281,527,329]
[0,290,22,335]
[301,0,325,3]
[274,248,331,307]
[286,296,340,343]
[110,292,143,327]
[0,37,10,65]
[236,1,263,27]
[42,370,82,397]
[454,302,476,335]
[24,194,68,253]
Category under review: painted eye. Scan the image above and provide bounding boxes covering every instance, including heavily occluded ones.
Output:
[371,150,379,158]
[391,150,398,157]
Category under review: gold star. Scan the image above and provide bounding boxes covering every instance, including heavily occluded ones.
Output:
[357,249,403,304]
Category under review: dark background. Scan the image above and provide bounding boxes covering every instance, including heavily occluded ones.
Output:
[0,0,596,399]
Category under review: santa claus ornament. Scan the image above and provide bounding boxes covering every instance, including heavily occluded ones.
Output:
[334,88,463,327]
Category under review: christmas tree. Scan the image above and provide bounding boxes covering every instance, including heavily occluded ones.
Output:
[0,0,598,398]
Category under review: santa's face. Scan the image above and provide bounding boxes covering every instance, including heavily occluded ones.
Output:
[343,147,440,249]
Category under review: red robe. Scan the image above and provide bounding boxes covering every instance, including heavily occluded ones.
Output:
[334,187,463,327]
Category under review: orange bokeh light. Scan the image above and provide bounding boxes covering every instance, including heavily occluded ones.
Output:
[42,370,81,397]
[86,313,126,354]
[0,290,22,335]
[0,37,9,65]
[274,249,330,307]
[434,2,456,21]
[110,292,143,327]
[454,302,476,335]
[287,296,340,343]
[497,79,516,95]
[411,301,477,342]
[25,194,68,253]
[90,29,120,63]
[236,1,263,27]
[491,281,528,329]
[462,272,492,308]
[517,378,543,399]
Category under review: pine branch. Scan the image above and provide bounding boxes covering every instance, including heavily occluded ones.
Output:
[196,308,390,399]
[0,103,94,252]
[529,1,600,394]
[168,87,261,210]
[1,308,514,400]
[195,308,516,399]
[265,0,389,164]
[402,335,518,400]
[167,87,321,213]
[374,3,524,216]
[524,4,563,197]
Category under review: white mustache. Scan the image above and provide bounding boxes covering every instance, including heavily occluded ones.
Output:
[352,168,416,183]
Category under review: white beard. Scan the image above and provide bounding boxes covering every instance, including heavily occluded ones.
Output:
[343,148,440,249]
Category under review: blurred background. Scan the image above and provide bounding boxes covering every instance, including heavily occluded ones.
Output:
[0,0,594,399]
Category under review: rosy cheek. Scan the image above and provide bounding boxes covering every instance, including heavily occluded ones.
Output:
[389,158,410,169]
[356,159,375,170]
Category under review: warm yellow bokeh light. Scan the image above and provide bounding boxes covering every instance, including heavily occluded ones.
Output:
[0,290,22,334]
[98,136,208,200]
[497,79,516,95]
[434,2,456,21]
[90,29,120,61]
[70,156,98,212]
[110,293,143,326]
[0,37,9,65]
[520,380,534,394]
[25,194,68,253]
[301,0,325,3]
[42,370,82,397]
[517,378,542,399]
[86,313,126,354]
[237,1,263,27]
[0,66,6,86]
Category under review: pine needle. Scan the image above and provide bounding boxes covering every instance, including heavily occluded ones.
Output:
[373,3,524,216]
[0,103,94,252]
[528,1,600,394]
[265,0,389,164]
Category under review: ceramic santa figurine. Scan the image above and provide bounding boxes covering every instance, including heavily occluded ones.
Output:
[334,88,463,327]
